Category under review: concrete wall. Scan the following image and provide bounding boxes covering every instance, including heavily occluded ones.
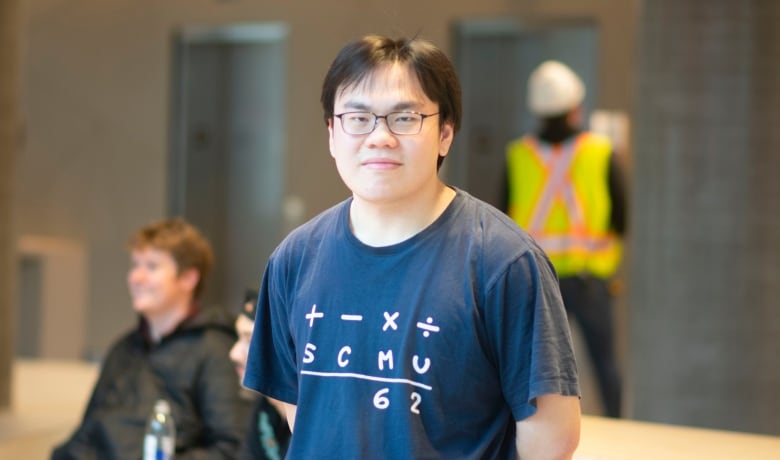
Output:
[0,0,22,410]
[631,0,780,435]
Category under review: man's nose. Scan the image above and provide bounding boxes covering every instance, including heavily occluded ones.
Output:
[365,119,397,146]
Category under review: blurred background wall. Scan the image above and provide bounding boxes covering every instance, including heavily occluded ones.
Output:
[10,0,637,364]
[1,0,779,437]
[631,0,780,434]
[0,0,21,411]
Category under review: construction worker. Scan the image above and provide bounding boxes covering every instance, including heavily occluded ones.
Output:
[505,60,627,418]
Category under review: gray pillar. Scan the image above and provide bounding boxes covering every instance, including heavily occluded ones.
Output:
[0,0,20,410]
[631,0,780,434]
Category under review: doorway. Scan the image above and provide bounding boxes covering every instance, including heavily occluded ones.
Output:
[170,23,288,311]
[448,19,599,208]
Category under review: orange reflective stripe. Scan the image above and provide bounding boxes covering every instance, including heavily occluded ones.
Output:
[506,132,621,278]
[527,137,584,233]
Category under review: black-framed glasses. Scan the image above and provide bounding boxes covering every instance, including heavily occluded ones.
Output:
[334,111,440,135]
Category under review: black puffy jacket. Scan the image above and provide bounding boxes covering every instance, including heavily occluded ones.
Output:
[52,306,248,460]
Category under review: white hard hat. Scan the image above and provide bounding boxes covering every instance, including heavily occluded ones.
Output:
[527,60,585,117]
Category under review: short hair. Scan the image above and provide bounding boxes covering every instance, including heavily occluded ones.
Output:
[321,35,462,169]
[127,217,214,299]
[240,289,259,321]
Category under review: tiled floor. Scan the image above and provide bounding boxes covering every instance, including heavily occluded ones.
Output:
[3,358,779,460]
[0,353,599,459]
[0,359,97,459]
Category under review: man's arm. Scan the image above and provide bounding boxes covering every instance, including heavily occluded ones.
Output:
[515,394,581,460]
[283,403,297,432]
[267,396,288,420]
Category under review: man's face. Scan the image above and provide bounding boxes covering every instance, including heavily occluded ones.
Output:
[327,62,454,205]
[127,247,193,317]
[229,312,254,381]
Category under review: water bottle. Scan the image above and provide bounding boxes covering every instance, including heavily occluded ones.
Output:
[143,399,176,460]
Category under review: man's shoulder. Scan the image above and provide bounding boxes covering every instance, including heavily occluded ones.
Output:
[451,189,539,257]
[579,131,613,151]
[193,326,237,353]
[104,325,142,354]
[177,306,237,345]
[274,198,349,253]
[456,190,530,235]
[304,198,348,227]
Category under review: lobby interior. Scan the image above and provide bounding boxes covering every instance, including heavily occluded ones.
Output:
[2,0,780,458]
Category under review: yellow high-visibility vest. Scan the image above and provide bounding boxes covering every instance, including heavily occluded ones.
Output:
[506,132,622,278]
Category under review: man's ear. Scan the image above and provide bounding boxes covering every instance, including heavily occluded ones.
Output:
[178,268,200,293]
[438,122,455,158]
[328,118,336,158]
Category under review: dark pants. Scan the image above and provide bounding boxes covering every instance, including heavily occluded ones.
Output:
[559,275,622,418]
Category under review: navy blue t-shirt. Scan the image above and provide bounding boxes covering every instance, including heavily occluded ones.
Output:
[244,189,579,459]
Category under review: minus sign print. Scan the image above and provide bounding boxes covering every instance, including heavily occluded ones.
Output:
[341,314,363,321]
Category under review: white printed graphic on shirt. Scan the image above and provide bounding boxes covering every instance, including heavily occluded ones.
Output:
[299,305,439,414]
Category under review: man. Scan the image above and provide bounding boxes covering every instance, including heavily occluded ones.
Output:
[230,289,290,460]
[244,35,580,459]
[52,218,247,459]
[505,60,627,418]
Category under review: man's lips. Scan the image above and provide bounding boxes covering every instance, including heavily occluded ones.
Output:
[361,157,401,168]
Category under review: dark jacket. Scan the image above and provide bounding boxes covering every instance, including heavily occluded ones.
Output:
[238,396,290,460]
[52,306,248,460]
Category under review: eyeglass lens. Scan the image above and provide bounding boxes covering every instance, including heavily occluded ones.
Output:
[340,112,424,135]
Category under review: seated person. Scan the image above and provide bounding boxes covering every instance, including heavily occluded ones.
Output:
[52,218,247,460]
[230,289,291,460]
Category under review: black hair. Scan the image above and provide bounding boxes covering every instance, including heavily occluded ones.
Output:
[240,289,259,321]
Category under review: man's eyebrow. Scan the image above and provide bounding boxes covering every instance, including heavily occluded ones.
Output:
[341,100,423,112]
[342,101,370,111]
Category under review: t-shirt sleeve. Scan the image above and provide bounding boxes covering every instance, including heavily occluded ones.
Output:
[484,246,580,421]
[244,257,299,405]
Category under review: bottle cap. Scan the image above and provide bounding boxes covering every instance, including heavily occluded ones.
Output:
[154,399,171,415]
